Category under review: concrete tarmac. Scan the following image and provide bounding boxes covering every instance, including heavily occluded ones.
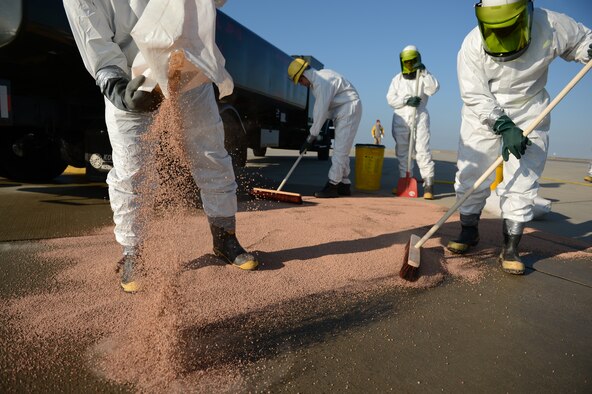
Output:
[1,149,591,392]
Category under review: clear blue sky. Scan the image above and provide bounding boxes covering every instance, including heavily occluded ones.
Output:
[221,1,592,160]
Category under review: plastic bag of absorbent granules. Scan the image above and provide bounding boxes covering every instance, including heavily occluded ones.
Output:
[130,0,234,99]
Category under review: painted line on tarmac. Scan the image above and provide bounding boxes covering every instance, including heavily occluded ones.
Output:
[540,177,592,187]
[436,178,592,187]
[527,265,592,289]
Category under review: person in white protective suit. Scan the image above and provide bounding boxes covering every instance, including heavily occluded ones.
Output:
[447,0,592,275]
[63,0,258,293]
[386,45,440,200]
[371,120,385,145]
[287,58,363,198]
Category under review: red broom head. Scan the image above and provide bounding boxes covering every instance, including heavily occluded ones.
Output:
[250,188,303,204]
[399,240,419,282]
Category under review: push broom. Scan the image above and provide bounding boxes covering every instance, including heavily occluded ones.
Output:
[250,151,306,204]
[400,59,592,281]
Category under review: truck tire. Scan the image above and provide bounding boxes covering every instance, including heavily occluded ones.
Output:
[220,109,247,168]
[0,130,68,182]
[59,137,86,168]
[317,148,330,161]
[252,147,267,157]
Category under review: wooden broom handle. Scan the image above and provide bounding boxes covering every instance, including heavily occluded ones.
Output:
[406,69,422,173]
[277,153,304,191]
[414,59,592,249]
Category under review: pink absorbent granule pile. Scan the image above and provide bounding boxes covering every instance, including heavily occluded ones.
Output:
[3,96,590,392]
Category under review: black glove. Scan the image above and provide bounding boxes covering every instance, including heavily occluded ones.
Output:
[300,134,316,154]
[103,75,163,113]
[494,115,532,161]
[588,43,592,59]
[417,63,426,71]
[405,96,421,107]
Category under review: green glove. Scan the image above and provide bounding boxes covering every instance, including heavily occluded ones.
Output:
[103,75,163,113]
[494,115,532,161]
[588,43,592,59]
[405,96,421,107]
[417,63,426,71]
[300,134,316,154]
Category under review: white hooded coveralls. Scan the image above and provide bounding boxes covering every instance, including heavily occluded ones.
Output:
[63,0,237,252]
[304,68,362,185]
[386,70,439,179]
[456,8,591,222]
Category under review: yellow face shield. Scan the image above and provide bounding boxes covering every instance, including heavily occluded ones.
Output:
[399,49,422,75]
[475,0,533,61]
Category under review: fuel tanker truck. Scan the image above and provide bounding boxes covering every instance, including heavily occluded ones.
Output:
[0,0,331,182]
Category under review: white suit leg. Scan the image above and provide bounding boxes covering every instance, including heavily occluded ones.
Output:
[329,100,362,184]
[498,130,548,222]
[454,114,501,216]
[414,111,435,180]
[182,84,237,219]
[392,115,414,178]
[105,99,153,250]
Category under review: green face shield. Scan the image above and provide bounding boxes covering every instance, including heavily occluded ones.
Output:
[399,49,422,75]
[475,0,533,61]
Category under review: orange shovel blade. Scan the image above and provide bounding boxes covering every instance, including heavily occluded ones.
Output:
[396,173,418,198]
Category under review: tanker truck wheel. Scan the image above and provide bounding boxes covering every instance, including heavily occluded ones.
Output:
[0,129,68,182]
[317,147,330,161]
[252,147,267,157]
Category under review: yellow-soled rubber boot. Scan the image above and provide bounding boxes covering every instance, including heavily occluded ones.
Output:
[314,181,339,198]
[423,177,434,200]
[117,255,140,293]
[211,225,258,270]
[447,225,479,254]
[499,219,525,275]
[501,258,525,275]
[391,187,397,195]
[447,214,480,254]
[337,182,351,196]
[584,175,592,183]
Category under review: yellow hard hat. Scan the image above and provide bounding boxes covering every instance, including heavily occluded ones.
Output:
[287,58,309,84]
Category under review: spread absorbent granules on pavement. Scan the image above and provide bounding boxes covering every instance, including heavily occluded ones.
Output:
[2,96,590,392]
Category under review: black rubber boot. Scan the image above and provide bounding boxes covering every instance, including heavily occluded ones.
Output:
[116,254,140,293]
[315,181,339,198]
[499,219,525,275]
[337,182,351,196]
[423,177,434,200]
[210,225,258,270]
[447,213,480,254]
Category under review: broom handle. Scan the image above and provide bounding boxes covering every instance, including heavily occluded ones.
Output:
[414,59,592,249]
[278,121,332,191]
[406,69,422,174]
[277,152,304,191]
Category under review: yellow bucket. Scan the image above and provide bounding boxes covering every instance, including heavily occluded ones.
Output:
[355,144,385,191]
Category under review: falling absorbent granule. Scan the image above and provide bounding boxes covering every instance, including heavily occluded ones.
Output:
[2,95,591,392]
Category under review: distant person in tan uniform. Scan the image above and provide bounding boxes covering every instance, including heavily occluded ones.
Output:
[371,119,385,145]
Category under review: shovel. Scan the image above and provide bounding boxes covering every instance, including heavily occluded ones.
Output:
[397,69,422,198]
